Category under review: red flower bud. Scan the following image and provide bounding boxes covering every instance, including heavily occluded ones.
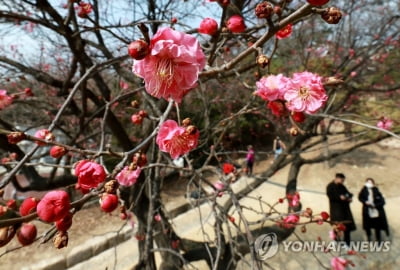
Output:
[198,18,218,36]
[307,0,329,6]
[291,111,306,123]
[226,15,246,33]
[320,211,330,221]
[17,223,37,246]
[100,193,119,213]
[19,197,39,216]
[128,40,150,60]
[50,146,68,158]
[7,132,26,144]
[55,212,73,232]
[6,199,17,210]
[255,2,274,19]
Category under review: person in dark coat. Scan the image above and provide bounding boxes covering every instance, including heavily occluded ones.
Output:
[326,173,356,245]
[358,178,389,242]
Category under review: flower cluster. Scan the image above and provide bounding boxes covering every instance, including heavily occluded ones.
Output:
[156,120,199,159]
[133,27,206,103]
[255,71,328,116]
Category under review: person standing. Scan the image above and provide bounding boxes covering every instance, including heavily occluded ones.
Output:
[358,178,389,242]
[245,145,255,176]
[326,173,356,246]
[273,136,285,159]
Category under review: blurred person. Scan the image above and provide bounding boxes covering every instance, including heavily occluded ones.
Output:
[358,178,389,242]
[326,173,356,246]
[273,136,286,159]
[245,145,255,176]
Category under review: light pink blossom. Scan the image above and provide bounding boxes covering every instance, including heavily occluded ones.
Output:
[331,257,348,270]
[255,74,289,101]
[116,166,141,186]
[329,230,336,240]
[0,90,12,110]
[283,71,328,114]
[377,117,393,130]
[133,27,206,103]
[156,120,199,159]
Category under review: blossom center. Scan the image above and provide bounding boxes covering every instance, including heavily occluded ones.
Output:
[155,58,174,93]
[299,86,310,100]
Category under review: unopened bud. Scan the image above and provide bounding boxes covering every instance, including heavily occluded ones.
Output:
[321,7,342,24]
[7,132,26,144]
[104,179,119,194]
[255,2,274,19]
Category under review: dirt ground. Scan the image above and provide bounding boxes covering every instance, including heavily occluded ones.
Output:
[1,137,399,269]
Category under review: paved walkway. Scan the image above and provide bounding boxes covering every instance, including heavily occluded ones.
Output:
[25,175,400,270]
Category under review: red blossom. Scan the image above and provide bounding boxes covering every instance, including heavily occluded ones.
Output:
[267,100,288,117]
[100,193,119,213]
[17,223,37,246]
[226,15,246,33]
[198,18,218,36]
[74,160,107,190]
[307,0,329,6]
[156,120,200,159]
[19,197,39,216]
[37,190,70,222]
[321,211,330,220]
[34,129,54,146]
[50,146,68,158]
[77,1,92,18]
[276,24,292,39]
[222,163,235,174]
[55,212,73,232]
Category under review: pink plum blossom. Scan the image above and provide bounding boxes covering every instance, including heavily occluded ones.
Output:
[377,117,393,130]
[116,166,141,186]
[156,120,199,159]
[255,74,289,101]
[0,90,12,110]
[283,71,328,114]
[133,27,206,103]
[331,257,348,270]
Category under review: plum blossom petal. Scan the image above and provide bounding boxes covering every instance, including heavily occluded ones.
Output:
[37,191,70,222]
[133,27,206,103]
[283,71,328,114]
[255,74,290,101]
[116,166,141,187]
[75,160,106,190]
[156,120,199,159]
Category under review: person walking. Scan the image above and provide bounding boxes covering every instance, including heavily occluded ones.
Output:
[273,136,285,159]
[245,145,255,176]
[358,178,389,242]
[326,173,356,246]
